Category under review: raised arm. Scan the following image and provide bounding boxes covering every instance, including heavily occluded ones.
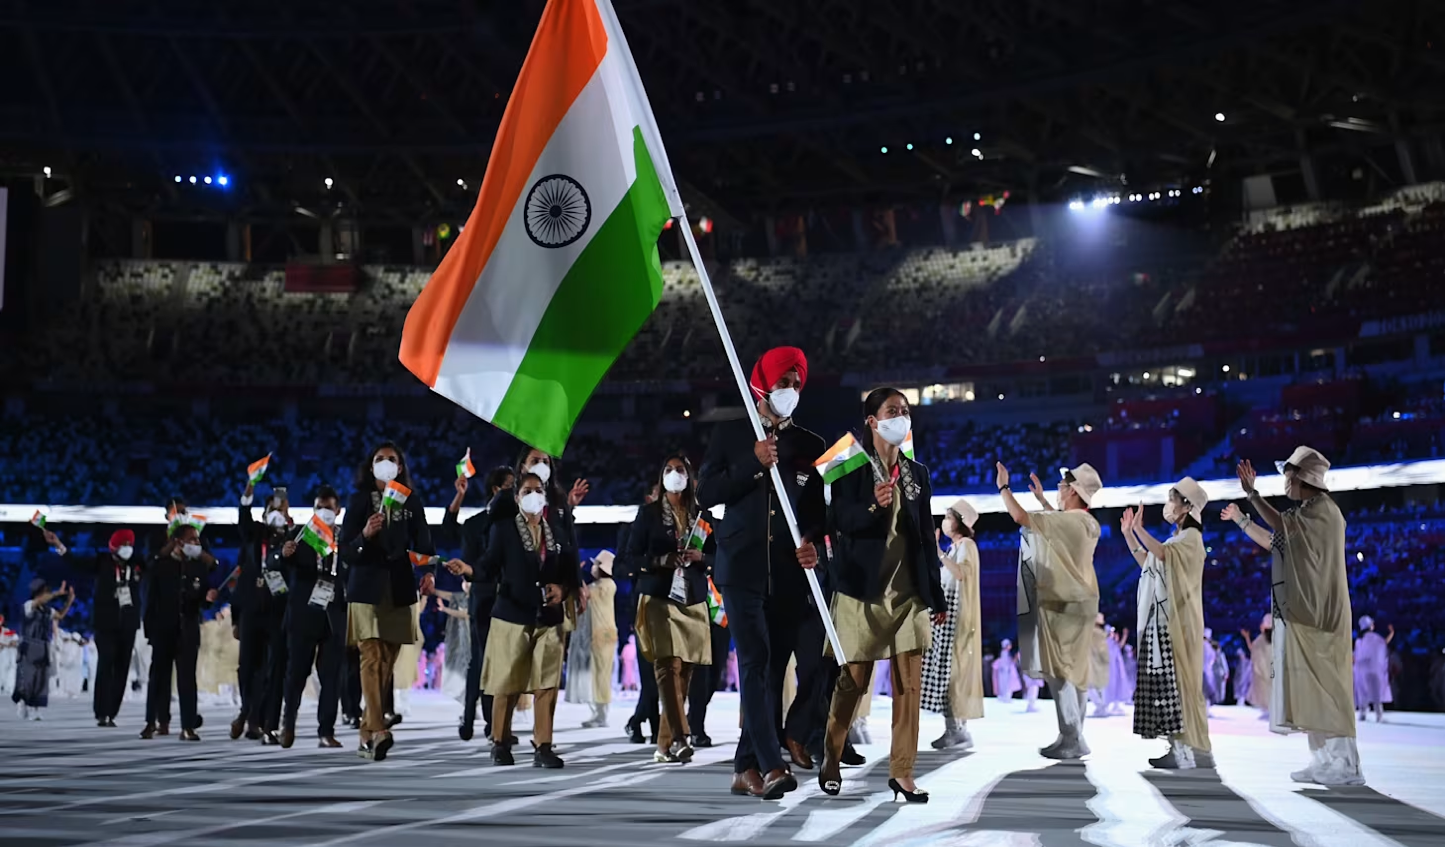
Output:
[996,463,1031,529]
[1237,460,1283,531]
[1129,505,1169,561]
[1028,473,1058,512]
[1121,509,1148,566]
[1222,503,1273,550]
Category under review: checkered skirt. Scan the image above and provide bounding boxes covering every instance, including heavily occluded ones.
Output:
[1132,618,1184,739]
[920,579,959,714]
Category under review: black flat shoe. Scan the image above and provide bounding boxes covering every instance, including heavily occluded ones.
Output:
[888,778,929,803]
[492,743,515,766]
[841,745,866,766]
[691,733,713,749]
[459,721,474,742]
[384,713,403,729]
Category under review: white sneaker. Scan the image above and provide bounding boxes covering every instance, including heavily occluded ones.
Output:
[16,702,29,720]
[1290,766,1317,783]
[29,709,42,721]
[1042,742,1088,760]
[1313,768,1366,787]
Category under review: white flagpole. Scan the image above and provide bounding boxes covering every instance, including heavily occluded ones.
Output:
[676,218,847,662]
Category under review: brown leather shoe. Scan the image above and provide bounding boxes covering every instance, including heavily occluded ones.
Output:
[280,727,295,749]
[179,729,200,742]
[229,713,246,740]
[139,723,157,740]
[730,768,765,797]
[762,768,798,800]
[157,723,171,736]
[785,737,815,770]
[318,736,342,748]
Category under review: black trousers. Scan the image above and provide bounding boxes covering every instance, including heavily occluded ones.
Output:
[147,629,199,731]
[783,599,832,749]
[93,625,137,721]
[282,611,345,737]
[631,662,659,735]
[342,647,362,720]
[719,583,805,775]
[687,622,730,736]
[238,608,287,730]
[461,602,495,734]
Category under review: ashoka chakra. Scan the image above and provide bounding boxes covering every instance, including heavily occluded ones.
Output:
[523,174,591,248]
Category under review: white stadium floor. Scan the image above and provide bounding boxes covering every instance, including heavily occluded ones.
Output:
[2,690,1444,846]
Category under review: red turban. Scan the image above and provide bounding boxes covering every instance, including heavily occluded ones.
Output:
[750,346,808,399]
[109,529,135,549]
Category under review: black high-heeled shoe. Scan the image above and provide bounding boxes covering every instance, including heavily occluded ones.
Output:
[888,779,929,803]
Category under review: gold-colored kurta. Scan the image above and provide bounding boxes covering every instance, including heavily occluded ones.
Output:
[588,578,618,704]
[1160,528,1210,752]
[1023,510,1101,688]
[481,618,565,695]
[635,595,712,666]
[828,495,931,664]
[1271,494,1355,738]
[947,539,984,720]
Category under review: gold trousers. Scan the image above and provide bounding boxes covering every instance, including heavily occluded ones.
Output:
[493,687,559,745]
[359,638,401,741]
[824,651,923,779]
[654,658,695,752]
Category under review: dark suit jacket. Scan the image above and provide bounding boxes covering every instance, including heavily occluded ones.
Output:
[281,534,349,637]
[142,553,215,641]
[340,487,434,607]
[479,514,581,628]
[697,418,826,597]
[74,552,142,632]
[441,505,499,606]
[828,451,947,612]
[617,500,715,606]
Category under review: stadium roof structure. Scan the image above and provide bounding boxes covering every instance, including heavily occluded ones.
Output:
[0,0,1440,225]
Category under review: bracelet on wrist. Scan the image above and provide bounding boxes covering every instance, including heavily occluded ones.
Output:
[998,484,1011,492]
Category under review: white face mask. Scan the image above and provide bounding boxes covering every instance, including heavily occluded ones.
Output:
[528,461,552,485]
[314,508,337,526]
[116,546,134,561]
[662,470,689,493]
[182,543,203,560]
[373,458,399,482]
[265,510,287,528]
[1162,502,1182,524]
[520,491,548,516]
[874,415,911,446]
[941,518,957,538]
[768,387,799,418]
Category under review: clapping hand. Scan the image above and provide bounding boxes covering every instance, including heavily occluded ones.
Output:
[1221,503,1242,523]
[1120,507,1136,534]
[995,462,1011,490]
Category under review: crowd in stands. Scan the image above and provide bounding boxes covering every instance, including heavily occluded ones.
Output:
[3,185,1442,391]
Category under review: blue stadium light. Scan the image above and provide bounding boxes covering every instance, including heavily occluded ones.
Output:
[906,143,914,151]
[218,175,229,187]
[945,136,953,145]
[880,146,888,154]
[189,176,197,184]
[174,175,182,183]
[203,176,212,185]
[974,132,981,141]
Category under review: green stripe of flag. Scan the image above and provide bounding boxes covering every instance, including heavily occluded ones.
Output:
[492,126,671,456]
[822,451,872,485]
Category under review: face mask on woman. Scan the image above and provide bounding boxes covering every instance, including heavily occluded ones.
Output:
[182,543,203,560]
[520,491,548,516]
[662,470,688,493]
[373,458,399,482]
[874,415,911,446]
[1162,502,1182,524]
[116,545,134,561]
[528,461,552,485]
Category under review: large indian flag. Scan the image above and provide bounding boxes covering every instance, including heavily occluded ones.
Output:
[399,0,684,455]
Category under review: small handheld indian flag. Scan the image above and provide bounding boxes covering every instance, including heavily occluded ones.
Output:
[382,481,411,511]
[247,453,271,484]
[705,578,727,628]
[168,513,208,537]
[901,429,915,460]
[30,510,47,529]
[686,517,712,551]
[409,551,440,568]
[814,433,871,484]
[298,515,336,557]
[456,448,476,480]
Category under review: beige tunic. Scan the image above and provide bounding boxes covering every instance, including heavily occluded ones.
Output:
[1020,510,1100,688]
[828,494,932,663]
[635,594,712,665]
[589,578,618,704]
[947,539,984,720]
[1089,626,1111,689]
[1161,528,1210,752]
[392,603,425,689]
[1249,634,1273,709]
[1270,494,1356,738]
[482,618,565,695]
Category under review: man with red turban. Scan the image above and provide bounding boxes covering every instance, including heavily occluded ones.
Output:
[52,527,143,728]
[699,346,827,800]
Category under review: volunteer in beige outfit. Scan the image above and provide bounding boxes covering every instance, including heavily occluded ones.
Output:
[1223,446,1362,786]
[1120,477,1213,769]
[581,551,618,728]
[998,461,1103,760]
[921,497,984,751]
